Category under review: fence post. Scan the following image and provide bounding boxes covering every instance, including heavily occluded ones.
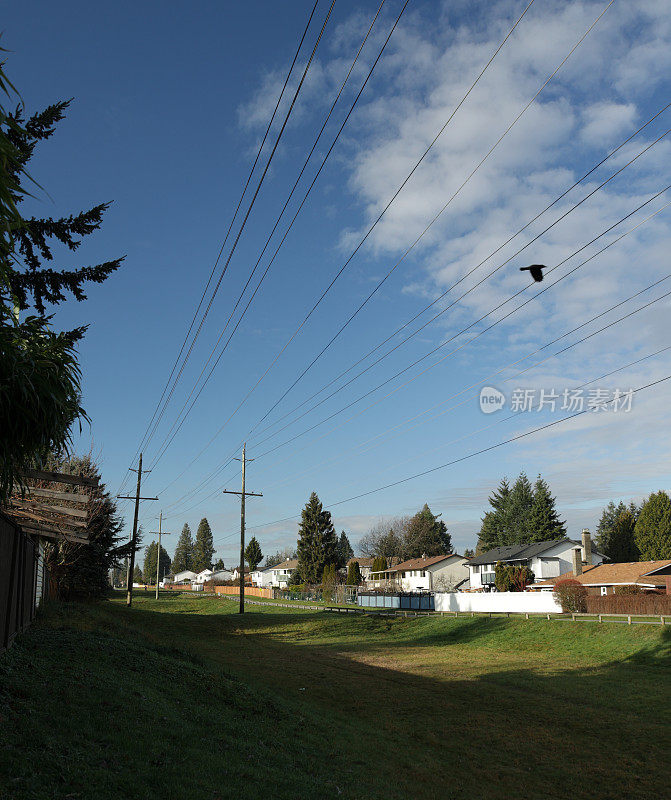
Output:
[571,613,575,622]
[547,613,550,620]
[599,614,602,623]
[525,613,529,620]
[628,615,632,625]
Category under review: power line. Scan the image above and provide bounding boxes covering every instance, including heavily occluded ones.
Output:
[249,188,671,461]
[248,131,670,451]
[208,367,671,547]
[115,0,321,497]
[167,189,669,520]
[145,0,393,475]
[249,101,671,442]
[152,0,540,482]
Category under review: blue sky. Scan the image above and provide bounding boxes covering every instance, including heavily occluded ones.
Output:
[5,0,671,565]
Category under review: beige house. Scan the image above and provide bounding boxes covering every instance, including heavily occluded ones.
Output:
[367,554,469,592]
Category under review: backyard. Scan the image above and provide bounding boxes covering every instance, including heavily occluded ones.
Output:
[1,591,669,799]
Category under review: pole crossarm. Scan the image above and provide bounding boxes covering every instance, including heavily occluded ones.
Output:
[222,490,263,497]
[117,495,159,501]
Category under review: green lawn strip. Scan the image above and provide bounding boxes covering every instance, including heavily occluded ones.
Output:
[2,594,670,800]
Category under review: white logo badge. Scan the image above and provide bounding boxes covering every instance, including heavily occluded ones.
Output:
[479,386,505,414]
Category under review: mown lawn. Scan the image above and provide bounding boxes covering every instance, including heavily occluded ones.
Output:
[1,592,669,800]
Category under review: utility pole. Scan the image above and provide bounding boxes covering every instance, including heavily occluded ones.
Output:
[149,511,173,600]
[223,443,262,614]
[117,453,158,607]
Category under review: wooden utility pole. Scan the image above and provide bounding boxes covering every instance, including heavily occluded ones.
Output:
[223,443,262,614]
[117,453,158,607]
[149,511,173,600]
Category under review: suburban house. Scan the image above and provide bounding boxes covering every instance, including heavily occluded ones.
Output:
[368,554,470,592]
[254,558,298,587]
[345,557,376,581]
[467,531,606,590]
[230,566,251,582]
[173,570,197,584]
[192,568,233,584]
[533,559,671,595]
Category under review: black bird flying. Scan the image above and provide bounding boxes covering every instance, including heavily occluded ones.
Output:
[520,264,547,282]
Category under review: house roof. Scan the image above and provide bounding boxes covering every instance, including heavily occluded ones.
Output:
[388,554,462,572]
[265,559,298,572]
[534,560,671,588]
[467,538,603,566]
[346,557,376,568]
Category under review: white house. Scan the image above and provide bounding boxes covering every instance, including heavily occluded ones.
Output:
[368,554,470,592]
[467,531,606,590]
[193,569,214,584]
[173,570,197,584]
[254,558,298,587]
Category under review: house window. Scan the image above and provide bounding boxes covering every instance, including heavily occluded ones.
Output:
[482,571,496,585]
[472,565,480,573]
[600,586,608,596]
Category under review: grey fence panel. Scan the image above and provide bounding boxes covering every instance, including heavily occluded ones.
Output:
[0,512,36,653]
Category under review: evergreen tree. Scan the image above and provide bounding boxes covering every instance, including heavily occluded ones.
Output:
[297,492,338,584]
[346,560,363,585]
[213,558,226,571]
[0,68,122,501]
[41,453,124,599]
[478,478,512,551]
[527,476,566,542]
[463,548,475,558]
[596,501,640,561]
[192,518,215,572]
[173,523,194,573]
[635,491,671,560]
[143,540,172,585]
[321,564,337,603]
[507,473,534,543]
[133,565,143,584]
[336,531,354,569]
[244,536,263,571]
[403,504,452,558]
[372,555,387,574]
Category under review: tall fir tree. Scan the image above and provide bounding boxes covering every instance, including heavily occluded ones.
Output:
[133,565,143,584]
[297,492,338,584]
[635,491,671,560]
[596,501,640,561]
[172,523,194,573]
[346,560,363,585]
[143,541,172,585]
[336,531,354,569]
[192,517,215,572]
[507,473,535,543]
[244,536,263,571]
[403,504,452,558]
[478,477,512,551]
[213,558,226,571]
[527,476,566,541]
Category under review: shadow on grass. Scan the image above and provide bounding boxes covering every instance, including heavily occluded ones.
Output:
[2,599,669,800]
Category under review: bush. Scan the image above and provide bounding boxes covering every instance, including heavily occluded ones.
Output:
[553,579,587,613]
[586,593,671,615]
[614,585,646,595]
[495,562,535,592]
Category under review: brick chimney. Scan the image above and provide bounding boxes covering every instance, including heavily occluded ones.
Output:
[572,547,582,577]
[581,529,592,566]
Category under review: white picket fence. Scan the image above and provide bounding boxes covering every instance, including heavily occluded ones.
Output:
[435,591,561,614]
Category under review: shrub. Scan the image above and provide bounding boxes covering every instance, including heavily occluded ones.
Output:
[495,562,535,592]
[586,593,671,615]
[614,585,645,595]
[553,579,587,613]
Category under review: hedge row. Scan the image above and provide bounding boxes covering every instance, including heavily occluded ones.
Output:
[585,594,671,615]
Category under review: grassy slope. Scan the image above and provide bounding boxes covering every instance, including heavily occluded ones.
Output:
[1,591,669,800]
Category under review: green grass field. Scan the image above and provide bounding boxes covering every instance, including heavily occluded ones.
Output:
[1,591,669,800]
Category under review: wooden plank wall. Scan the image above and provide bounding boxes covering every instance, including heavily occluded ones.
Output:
[0,511,37,654]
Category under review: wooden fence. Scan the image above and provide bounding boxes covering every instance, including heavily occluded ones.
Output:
[0,511,46,653]
[214,586,273,599]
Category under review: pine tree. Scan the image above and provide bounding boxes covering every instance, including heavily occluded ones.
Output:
[478,478,512,551]
[507,473,534,543]
[463,548,475,558]
[527,476,566,541]
[635,491,671,560]
[336,531,354,569]
[192,518,215,572]
[133,565,143,584]
[321,563,337,603]
[346,560,363,585]
[244,536,263,571]
[403,504,452,558]
[143,541,172,585]
[213,558,226,571]
[297,492,338,584]
[172,523,194,573]
[372,556,387,574]
[596,501,640,561]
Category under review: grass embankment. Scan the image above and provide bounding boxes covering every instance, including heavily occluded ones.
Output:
[1,592,669,800]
